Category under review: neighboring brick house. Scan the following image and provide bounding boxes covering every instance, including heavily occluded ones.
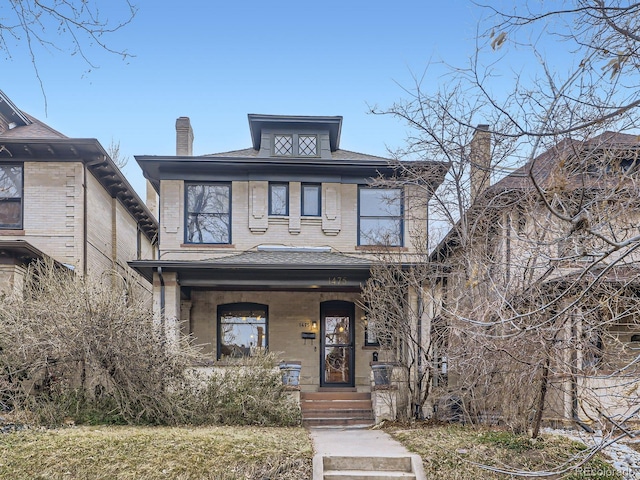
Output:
[430,129,640,424]
[130,114,448,396]
[0,89,157,292]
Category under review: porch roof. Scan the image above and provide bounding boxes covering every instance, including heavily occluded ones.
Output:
[129,251,373,290]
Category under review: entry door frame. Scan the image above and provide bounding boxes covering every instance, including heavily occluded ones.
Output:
[320,300,355,388]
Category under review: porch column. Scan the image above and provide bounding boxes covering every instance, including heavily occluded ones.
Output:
[152,270,181,348]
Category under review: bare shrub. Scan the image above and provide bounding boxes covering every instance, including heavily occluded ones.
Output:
[0,260,199,426]
[192,353,301,426]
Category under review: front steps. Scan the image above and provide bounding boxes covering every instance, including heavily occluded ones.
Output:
[301,390,374,427]
[314,455,424,479]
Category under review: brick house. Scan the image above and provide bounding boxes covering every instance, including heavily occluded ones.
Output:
[130,114,447,421]
[0,89,157,292]
[429,128,640,425]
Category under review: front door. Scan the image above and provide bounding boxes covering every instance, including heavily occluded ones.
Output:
[320,300,355,387]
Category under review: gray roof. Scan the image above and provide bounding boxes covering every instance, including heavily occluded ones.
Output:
[205,250,372,266]
[204,147,391,162]
[0,113,66,139]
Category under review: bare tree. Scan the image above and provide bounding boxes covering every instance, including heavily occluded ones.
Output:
[366,2,640,474]
[107,138,129,169]
[1,1,137,107]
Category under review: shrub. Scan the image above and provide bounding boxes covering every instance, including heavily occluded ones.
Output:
[192,353,301,426]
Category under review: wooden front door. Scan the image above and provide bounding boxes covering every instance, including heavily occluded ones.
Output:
[320,300,355,387]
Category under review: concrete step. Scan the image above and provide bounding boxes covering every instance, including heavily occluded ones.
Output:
[304,417,374,427]
[303,409,374,418]
[303,392,371,401]
[302,400,373,410]
[315,455,422,480]
[324,456,412,472]
[323,471,415,479]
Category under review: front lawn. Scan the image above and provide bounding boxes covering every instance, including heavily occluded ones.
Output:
[0,425,313,480]
[387,424,622,479]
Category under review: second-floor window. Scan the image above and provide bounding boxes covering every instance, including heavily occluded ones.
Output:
[269,182,289,216]
[301,183,321,216]
[0,164,23,229]
[186,183,231,244]
[358,187,403,246]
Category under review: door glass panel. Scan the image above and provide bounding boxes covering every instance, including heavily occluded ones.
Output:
[322,314,352,385]
[324,316,350,345]
[324,346,351,384]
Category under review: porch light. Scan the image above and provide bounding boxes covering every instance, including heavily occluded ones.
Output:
[312,320,318,330]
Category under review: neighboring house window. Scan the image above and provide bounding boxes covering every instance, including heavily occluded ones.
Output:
[218,303,268,359]
[185,183,231,244]
[358,187,403,246]
[301,183,321,216]
[298,135,317,156]
[364,318,380,347]
[274,135,293,156]
[269,182,289,216]
[0,164,23,229]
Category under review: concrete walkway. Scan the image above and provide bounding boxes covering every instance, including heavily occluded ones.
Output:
[309,426,412,456]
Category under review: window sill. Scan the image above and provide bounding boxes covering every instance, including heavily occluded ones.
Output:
[180,243,236,248]
[0,230,25,235]
[355,245,408,252]
[361,345,380,350]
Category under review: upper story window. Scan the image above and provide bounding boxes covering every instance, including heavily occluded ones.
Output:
[0,164,23,229]
[185,183,231,244]
[358,187,403,246]
[301,183,321,216]
[273,134,318,157]
[269,182,289,216]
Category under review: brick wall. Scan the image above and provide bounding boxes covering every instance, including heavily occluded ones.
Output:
[157,179,430,260]
[188,290,372,390]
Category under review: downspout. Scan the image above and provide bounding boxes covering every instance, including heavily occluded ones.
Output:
[158,266,166,339]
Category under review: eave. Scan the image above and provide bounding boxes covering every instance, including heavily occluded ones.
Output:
[136,155,449,194]
[0,239,69,270]
[128,259,373,289]
[0,138,158,243]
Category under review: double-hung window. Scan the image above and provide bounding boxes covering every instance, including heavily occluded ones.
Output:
[0,164,23,229]
[358,187,403,246]
[301,183,321,216]
[185,183,231,244]
[269,182,289,216]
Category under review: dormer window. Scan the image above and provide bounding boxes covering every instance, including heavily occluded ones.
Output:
[298,135,317,156]
[274,135,293,156]
[272,134,318,157]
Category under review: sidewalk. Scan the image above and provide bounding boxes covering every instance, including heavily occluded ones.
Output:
[308,426,411,456]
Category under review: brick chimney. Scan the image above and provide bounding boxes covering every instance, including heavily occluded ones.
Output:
[470,124,491,204]
[176,117,194,156]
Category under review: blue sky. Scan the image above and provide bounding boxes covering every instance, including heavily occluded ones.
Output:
[4,0,485,197]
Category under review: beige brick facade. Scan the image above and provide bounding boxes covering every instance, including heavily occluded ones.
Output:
[6,162,154,290]
[135,114,446,392]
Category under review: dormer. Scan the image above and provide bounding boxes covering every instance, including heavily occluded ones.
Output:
[248,114,342,160]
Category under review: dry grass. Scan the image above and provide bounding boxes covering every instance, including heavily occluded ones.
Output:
[0,425,313,480]
[386,424,623,479]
